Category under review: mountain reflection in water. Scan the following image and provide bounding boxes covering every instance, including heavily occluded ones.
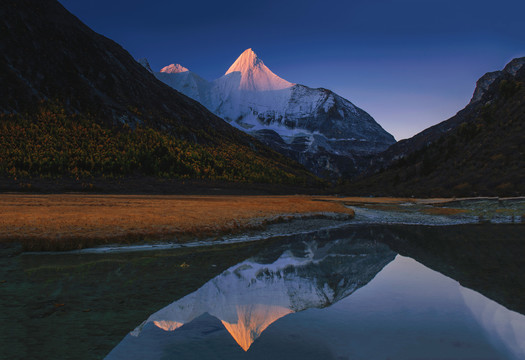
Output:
[112,237,395,354]
[106,227,525,360]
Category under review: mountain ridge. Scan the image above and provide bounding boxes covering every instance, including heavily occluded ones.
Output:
[150,48,395,178]
[346,57,525,197]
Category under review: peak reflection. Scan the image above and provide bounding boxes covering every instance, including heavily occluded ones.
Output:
[119,237,395,353]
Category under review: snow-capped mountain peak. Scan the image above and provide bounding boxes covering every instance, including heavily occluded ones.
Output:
[225,48,259,71]
[154,49,396,178]
[224,48,294,91]
[160,63,189,74]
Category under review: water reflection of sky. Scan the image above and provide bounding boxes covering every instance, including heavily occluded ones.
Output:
[107,247,525,360]
[323,256,524,359]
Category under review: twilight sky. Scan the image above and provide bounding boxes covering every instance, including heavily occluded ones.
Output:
[59,0,524,140]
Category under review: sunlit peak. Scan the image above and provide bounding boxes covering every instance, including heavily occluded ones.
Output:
[224,48,294,91]
[153,320,184,332]
[160,63,189,74]
[220,305,293,351]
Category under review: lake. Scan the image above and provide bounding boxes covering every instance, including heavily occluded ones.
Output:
[1,223,524,359]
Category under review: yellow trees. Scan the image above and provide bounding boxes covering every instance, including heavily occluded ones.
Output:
[0,110,305,184]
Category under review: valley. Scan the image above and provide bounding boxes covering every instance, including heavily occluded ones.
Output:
[0,1,524,359]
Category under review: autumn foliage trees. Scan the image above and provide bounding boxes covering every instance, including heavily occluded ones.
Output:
[0,106,311,185]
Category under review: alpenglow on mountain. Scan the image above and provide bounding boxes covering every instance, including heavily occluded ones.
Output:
[149,49,396,178]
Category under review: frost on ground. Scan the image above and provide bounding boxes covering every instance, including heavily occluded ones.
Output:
[349,198,525,225]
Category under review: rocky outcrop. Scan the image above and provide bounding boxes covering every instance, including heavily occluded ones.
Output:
[470,57,525,104]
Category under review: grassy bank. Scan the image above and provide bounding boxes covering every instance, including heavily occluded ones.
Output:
[0,195,354,251]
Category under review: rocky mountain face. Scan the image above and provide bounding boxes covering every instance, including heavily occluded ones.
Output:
[0,0,319,188]
[149,49,395,178]
[348,57,525,197]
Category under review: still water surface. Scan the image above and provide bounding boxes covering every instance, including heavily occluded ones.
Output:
[1,224,524,359]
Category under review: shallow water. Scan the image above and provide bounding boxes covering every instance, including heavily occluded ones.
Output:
[1,224,524,359]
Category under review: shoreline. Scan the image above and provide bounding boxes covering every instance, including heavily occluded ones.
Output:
[40,216,356,255]
[2,195,523,253]
[0,195,354,252]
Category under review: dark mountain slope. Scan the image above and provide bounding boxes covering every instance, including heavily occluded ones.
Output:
[346,58,525,197]
[0,0,232,134]
[367,57,525,173]
[0,0,319,188]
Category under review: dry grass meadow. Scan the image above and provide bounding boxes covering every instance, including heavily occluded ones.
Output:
[0,195,355,251]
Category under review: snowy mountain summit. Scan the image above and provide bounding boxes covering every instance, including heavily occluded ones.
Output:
[160,63,189,74]
[149,49,395,178]
[225,48,294,91]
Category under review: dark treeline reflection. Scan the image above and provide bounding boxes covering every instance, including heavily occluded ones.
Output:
[379,224,525,315]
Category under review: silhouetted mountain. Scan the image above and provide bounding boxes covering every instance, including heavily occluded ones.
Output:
[347,57,525,197]
[0,0,319,190]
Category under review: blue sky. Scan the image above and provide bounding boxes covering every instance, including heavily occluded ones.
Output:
[59,0,524,140]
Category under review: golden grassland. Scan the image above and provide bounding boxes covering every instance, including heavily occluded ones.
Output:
[3,194,520,252]
[0,194,355,251]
